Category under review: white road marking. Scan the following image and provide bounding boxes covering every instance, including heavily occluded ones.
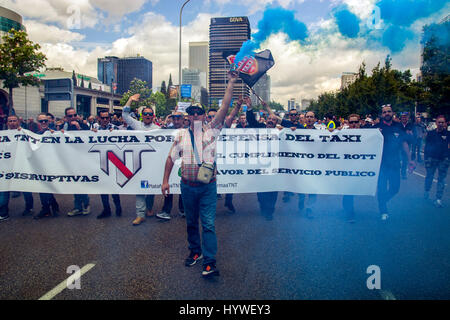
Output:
[38,263,95,300]
[413,171,442,184]
[379,290,397,300]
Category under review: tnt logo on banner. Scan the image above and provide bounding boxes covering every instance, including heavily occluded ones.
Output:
[89,144,155,187]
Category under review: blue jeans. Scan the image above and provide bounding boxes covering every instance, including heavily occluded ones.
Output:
[74,194,89,211]
[0,191,10,216]
[181,181,218,266]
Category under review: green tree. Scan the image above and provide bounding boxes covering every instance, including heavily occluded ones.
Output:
[149,91,168,117]
[0,29,47,114]
[72,70,77,86]
[160,80,167,96]
[309,56,424,119]
[420,21,450,118]
[268,100,285,112]
[120,78,152,110]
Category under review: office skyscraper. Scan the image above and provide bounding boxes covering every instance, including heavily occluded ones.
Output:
[117,56,152,95]
[98,56,153,95]
[97,56,119,90]
[209,16,250,106]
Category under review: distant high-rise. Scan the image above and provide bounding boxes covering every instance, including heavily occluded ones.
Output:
[189,41,208,82]
[250,74,270,106]
[98,56,153,95]
[98,56,119,90]
[341,72,357,89]
[117,56,152,95]
[209,16,250,106]
[288,98,296,110]
[0,6,26,44]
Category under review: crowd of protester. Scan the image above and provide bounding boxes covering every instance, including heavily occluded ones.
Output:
[1,76,448,277]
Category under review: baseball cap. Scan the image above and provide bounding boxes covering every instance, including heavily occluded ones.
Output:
[185,103,205,114]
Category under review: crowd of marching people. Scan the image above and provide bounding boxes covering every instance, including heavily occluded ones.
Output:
[0,98,448,224]
[1,72,448,277]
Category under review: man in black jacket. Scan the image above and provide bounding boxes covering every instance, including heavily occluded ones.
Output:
[373,105,415,220]
[34,113,60,219]
[424,115,449,208]
[63,107,91,217]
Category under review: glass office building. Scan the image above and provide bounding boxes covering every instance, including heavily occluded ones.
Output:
[0,6,26,44]
[117,56,153,95]
[98,56,119,90]
[209,16,250,107]
[97,56,153,95]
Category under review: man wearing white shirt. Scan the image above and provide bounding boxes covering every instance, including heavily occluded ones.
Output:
[122,94,160,226]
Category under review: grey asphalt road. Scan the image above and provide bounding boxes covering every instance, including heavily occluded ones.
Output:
[0,164,449,300]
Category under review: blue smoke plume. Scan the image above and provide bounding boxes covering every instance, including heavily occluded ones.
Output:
[333,6,361,38]
[234,7,308,66]
[332,0,448,53]
[381,25,415,53]
[378,0,448,27]
[375,0,448,52]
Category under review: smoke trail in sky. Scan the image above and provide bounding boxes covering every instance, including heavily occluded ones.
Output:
[234,7,308,66]
[377,0,447,27]
[374,0,448,52]
[333,5,360,39]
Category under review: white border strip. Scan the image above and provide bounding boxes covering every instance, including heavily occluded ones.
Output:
[38,263,96,300]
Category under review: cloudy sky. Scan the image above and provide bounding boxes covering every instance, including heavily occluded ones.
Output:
[1,0,448,105]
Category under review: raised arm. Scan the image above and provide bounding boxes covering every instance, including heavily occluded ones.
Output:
[122,94,141,129]
[225,96,243,128]
[213,71,239,126]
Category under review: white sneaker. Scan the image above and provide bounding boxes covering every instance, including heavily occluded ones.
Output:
[381,213,389,221]
[434,199,443,208]
[156,211,171,220]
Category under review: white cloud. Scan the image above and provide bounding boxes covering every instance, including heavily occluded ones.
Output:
[3,0,425,107]
[25,20,85,44]
[2,0,99,29]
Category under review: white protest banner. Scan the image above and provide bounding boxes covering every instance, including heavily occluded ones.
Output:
[0,128,383,195]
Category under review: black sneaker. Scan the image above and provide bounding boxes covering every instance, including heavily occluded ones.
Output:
[22,208,34,216]
[97,210,111,219]
[34,210,51,220]
[185,252,203,267]
[51,205,60,217]
[0,214,10,222]
[202,264,219,277]
[225,202,236,213]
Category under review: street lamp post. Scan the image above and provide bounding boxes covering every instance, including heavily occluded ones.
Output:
[179,0,192,101]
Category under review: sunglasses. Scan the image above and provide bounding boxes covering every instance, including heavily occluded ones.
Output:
[38,119,49,123]
[187,108,205,116]
[67,114,77,118]
[349,121,359,124]
[100,116,110,120]
[142,112,154,116]
[289,113,298,116]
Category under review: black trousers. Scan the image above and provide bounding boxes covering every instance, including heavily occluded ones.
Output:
[101,194,121,212]
[377,164,401,214]
[257,192,278,218]
[162,194,184,213]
